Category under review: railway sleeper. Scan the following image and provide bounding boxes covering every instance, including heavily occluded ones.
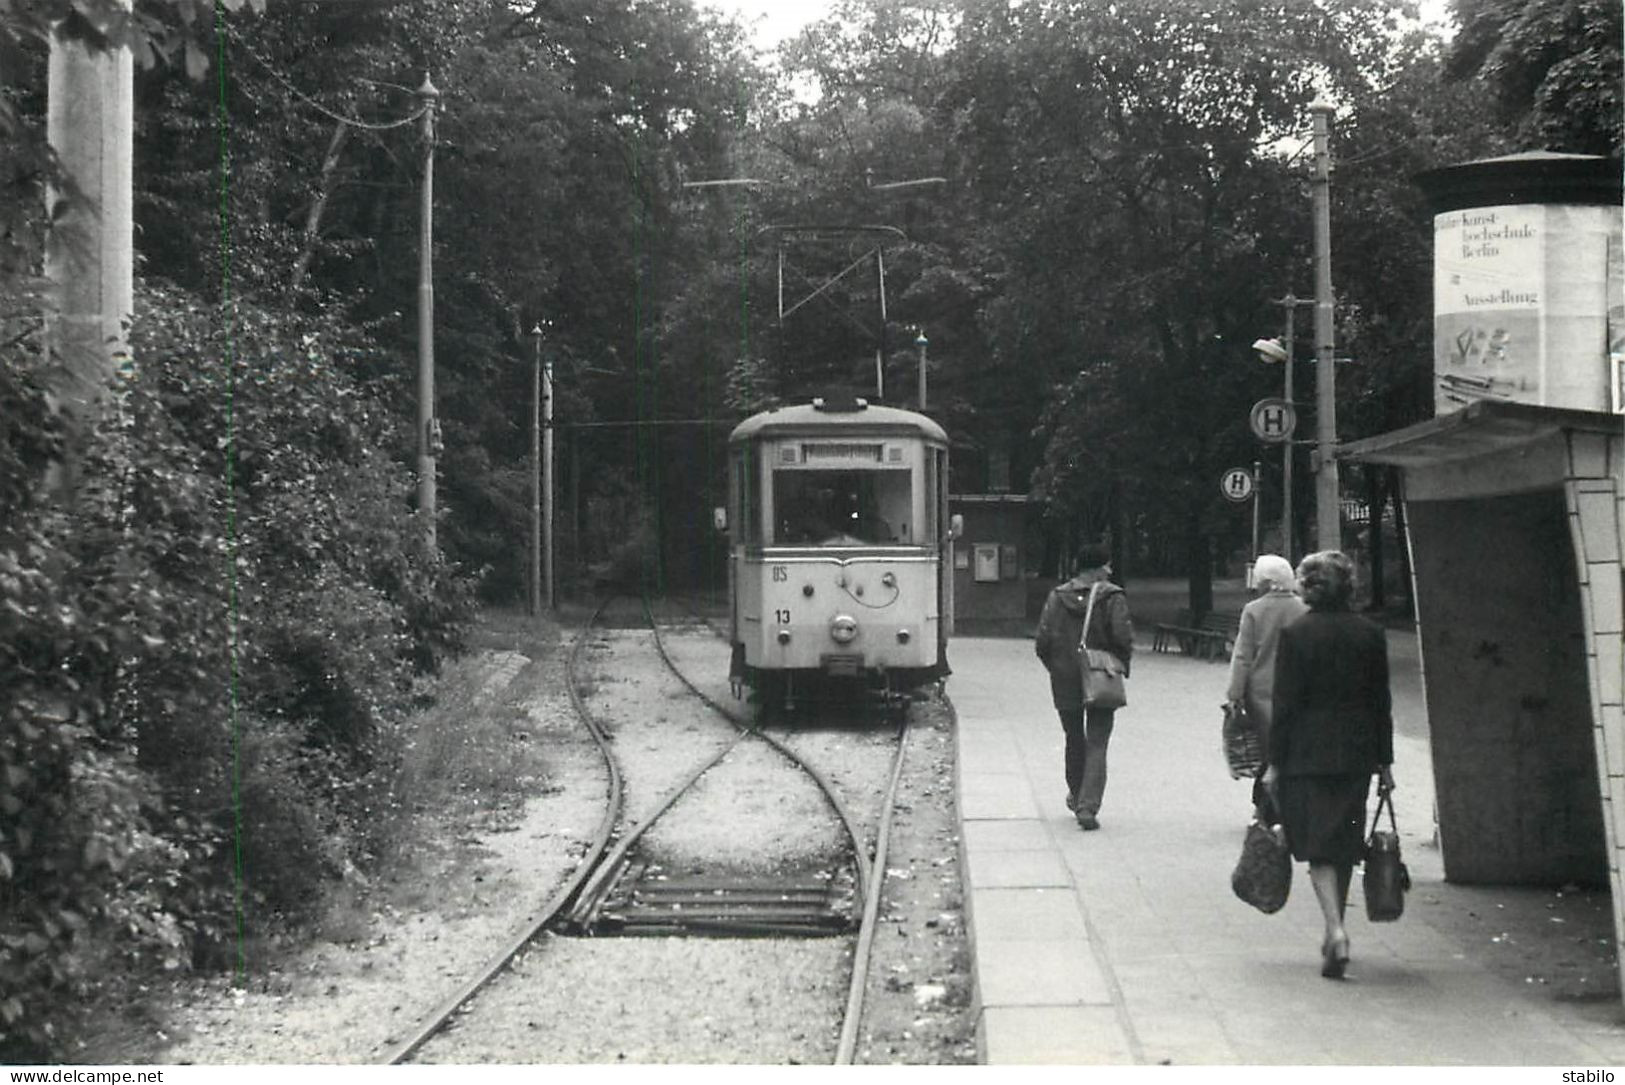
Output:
[584,868,855,937]
[597,904,853,937]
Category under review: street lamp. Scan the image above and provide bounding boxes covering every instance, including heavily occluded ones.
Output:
[1250,101,1341,558]
[1253,294,1313,558]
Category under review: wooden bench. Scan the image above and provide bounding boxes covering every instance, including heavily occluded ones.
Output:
[1153,610,1241,660]
[1190,612,1242,660]
[1152,609,1199,653]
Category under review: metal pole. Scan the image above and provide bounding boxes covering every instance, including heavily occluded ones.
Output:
[572,427,583,582]
[875,246,888,401]
[529,326,542,617]
[417,74,439,550]
[544,354,556,609]
[915,329,928,411]
[1310,99,1340,553]
[1251,459,1262,563]
[1282,298,1296,560]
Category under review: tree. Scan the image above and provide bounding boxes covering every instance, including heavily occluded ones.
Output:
[941,0,1414,603]
[1446,0,1623,155]
[1332,27,1510,607]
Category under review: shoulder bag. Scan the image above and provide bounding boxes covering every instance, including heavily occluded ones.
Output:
[1363,787,1411,922]
[1079,582,1127,710]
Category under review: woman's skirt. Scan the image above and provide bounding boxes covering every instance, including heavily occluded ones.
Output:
[1277,772,1371,864]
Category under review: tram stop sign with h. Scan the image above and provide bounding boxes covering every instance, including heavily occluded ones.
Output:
[1220,467,1254,503]
[1249,397,1297,443]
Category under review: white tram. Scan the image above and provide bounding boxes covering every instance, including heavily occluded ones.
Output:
[723,395,959,711]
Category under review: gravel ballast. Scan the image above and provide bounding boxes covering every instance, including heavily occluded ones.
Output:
[91,610,976,1065]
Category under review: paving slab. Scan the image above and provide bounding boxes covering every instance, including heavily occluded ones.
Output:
[950,629,1625,1066]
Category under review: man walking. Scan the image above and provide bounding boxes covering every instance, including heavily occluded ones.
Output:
[1035,542,1134,830]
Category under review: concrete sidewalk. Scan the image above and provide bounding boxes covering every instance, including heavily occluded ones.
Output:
[950,633,1625,1065]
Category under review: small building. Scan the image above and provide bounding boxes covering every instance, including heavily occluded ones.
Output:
[949,493,1035,635]
[1341,151,1625,997]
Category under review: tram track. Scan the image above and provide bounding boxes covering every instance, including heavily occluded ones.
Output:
[382,593,919,1064]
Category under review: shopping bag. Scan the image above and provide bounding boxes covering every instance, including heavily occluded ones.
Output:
[1231,819,1291,914]
[1222,701,1264,779]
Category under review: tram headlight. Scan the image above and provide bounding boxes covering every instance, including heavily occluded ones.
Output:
[881,572,896,588]
[777,629,792,645]
[829,615,858,644]
[896,629,911,644]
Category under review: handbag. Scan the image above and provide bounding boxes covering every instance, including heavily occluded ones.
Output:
[1363,788,1410,922]
[1078,582,1127,710]
[1231,819,1291,914]
[1222,701,1265,779]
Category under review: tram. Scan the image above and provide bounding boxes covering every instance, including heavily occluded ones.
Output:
[722,394,959,712]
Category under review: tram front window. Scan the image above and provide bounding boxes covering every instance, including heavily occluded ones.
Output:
[775,469,912,546]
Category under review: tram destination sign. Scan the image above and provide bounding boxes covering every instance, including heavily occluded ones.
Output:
[801,442,883,462]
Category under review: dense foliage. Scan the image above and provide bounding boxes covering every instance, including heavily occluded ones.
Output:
[1,283,471,1055]
[2,0,1616,1061]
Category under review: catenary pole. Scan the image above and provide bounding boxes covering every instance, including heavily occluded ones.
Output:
[417,74,439,550]
[530,326,543,617]
[44,10,134,491]
[544,350,555,609]
[1310,100,1340,552]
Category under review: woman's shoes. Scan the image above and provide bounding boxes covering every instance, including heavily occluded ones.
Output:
[1320,934,1350,979]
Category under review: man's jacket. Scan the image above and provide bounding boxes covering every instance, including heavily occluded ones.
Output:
[1034,575,1133,711]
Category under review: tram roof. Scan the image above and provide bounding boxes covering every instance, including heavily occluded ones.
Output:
[729,399,948,444]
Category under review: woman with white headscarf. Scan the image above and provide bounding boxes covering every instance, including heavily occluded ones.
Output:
[1227,554,1308,814]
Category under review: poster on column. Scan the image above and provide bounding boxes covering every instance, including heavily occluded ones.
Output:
[1433,204,1544,412]
[1434,203,1618,414]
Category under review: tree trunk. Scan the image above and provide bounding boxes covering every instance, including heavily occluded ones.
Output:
[1389,466,1414,619]
[291,120,352,293]
[1186,512,1213,616]
[1113,480,1130,585]
[1365,463,1386,609]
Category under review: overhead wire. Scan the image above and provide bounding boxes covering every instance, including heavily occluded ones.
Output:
[1339,140,1416,168]
[220,23,431,131]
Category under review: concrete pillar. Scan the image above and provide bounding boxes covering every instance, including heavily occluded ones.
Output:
[44,18,135,437]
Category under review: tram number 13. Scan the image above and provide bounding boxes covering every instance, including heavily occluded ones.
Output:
[771,567,790,624]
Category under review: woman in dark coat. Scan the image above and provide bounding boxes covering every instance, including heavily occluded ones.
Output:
[1261,550,1395,979]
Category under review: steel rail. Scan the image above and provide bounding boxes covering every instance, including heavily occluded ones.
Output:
[834,709,912,1065]
[650,594,918,1064]
[639,595,876,904]
[563,730,750,930]
[376,599,625,1065]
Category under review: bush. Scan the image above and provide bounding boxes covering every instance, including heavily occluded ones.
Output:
[1,280,474,1056]
[0,358,189,1058]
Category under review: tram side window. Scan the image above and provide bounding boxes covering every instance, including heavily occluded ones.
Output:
[925,449,942,542]
[735,449,761,545]
[774,468,913,545]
